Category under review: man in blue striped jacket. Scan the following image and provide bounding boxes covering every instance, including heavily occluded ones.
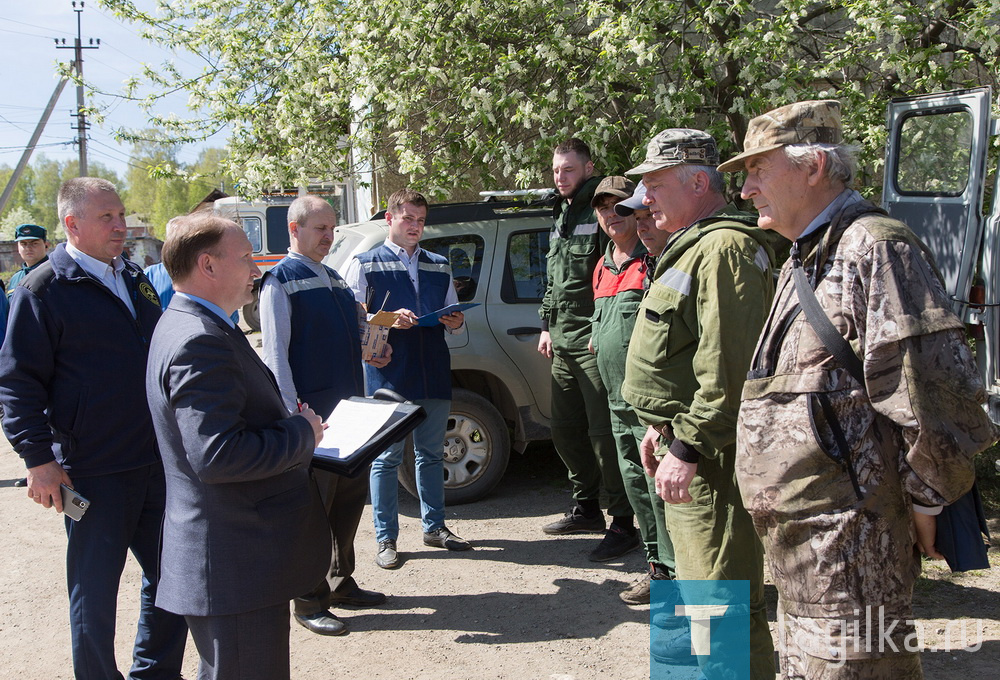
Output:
[344,188,471,570]
[261,195,391,636]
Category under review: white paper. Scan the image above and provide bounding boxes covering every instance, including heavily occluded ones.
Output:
[314,400,399,460]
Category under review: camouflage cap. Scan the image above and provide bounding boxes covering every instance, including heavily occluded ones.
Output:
[718,99,842,172]
[590,175,636,208]
[626,129,720,175]
[614,180,647,216]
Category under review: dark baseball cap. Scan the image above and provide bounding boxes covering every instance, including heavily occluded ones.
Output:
[14,224,46,241]
[614,181,648,216]
[590,176,636,208]
[627,129,720,175]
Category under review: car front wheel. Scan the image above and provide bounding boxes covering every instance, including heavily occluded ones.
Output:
[399,388,511,505]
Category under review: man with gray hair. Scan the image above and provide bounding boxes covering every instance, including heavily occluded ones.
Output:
[722,100,995,678]
[621,129,777,678]
[260,195,389,636]
[0,177,187,679]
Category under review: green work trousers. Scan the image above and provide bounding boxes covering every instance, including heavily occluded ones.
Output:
[664,447,775,680]
[549,350,630,517]
[615,405,675,572]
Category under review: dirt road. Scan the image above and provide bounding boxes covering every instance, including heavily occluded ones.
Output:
[0,430,997,678]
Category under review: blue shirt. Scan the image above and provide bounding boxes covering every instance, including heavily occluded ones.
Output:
[175,292,235,328]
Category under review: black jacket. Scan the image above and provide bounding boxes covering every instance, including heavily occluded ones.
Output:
[0,244,163,475]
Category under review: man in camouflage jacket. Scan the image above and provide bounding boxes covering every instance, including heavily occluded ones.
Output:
[721,99,996,679]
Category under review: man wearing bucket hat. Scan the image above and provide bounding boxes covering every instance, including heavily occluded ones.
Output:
[620,129,777,678]
[588,176,673,598]
[7,223,50,298]
[723,100,995,678]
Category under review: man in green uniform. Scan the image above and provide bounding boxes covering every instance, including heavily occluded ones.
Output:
[539,138,637,562]
[621,129,777,678]
[589,177,676,602]
[8,224,49,298]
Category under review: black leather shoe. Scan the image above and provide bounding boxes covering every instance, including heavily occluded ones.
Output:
[422,526,472,551]
[329,583,386,608]
[293,610,348,636]
[13,477,27,487]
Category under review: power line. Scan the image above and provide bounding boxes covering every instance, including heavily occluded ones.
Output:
[0,17,74,37]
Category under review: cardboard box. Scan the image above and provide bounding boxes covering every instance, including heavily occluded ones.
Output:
[360,308,399,362]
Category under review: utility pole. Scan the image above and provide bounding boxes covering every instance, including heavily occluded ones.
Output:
[0,78,69,216]
[56,1,100,177]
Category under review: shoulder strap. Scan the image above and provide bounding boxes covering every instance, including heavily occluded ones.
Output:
[790,241,865,384]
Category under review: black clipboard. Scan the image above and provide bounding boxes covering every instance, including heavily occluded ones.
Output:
[310,390,426,478]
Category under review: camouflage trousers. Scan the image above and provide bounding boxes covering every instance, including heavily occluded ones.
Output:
[777,599,922,679]
[760,500,924,680]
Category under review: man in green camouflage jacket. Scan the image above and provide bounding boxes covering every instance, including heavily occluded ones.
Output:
[722,99,996,679]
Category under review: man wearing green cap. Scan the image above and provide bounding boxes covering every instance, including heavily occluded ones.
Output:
[723,100,995,679]
[7,223,49,298]
[539,138,635,563]
[621,128,777,679]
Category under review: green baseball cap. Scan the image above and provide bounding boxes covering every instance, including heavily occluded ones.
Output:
[626,129,720,175]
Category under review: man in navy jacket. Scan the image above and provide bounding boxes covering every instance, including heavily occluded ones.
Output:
[0,177,186,680]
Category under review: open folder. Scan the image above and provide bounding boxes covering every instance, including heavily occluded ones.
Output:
[311,392,426,477]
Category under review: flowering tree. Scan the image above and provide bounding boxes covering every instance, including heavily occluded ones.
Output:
[100,0,1000,199]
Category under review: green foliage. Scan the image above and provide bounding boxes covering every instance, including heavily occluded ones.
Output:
[98,0,1000,198]
[0,207,37,240]
[0,157,121,241]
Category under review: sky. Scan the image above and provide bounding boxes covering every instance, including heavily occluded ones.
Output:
[0,0,224,180]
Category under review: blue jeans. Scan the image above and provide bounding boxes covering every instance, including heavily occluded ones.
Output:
[65,464,187,680]
[370,398,450,542]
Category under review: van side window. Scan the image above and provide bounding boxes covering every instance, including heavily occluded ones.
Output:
[895,110,973,196]
[502,229,550,303]
[241,217,263,253]
[422,235,484,302]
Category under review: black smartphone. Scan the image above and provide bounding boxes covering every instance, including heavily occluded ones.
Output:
[59,484,90,522]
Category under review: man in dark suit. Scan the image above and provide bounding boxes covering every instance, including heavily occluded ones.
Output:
[146,214,331,680]
[0,177,187,680]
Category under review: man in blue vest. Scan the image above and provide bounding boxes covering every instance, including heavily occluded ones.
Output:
[344,188,471,570]
[260,195,390,636]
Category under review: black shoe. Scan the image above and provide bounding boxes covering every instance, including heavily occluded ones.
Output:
[375,539,399,569]
[588,525,641,562]
[542,506,605,535]
[293,610,348,636]
[423,526,472,551]
[329,582,386,608]
[13,477,27,487]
